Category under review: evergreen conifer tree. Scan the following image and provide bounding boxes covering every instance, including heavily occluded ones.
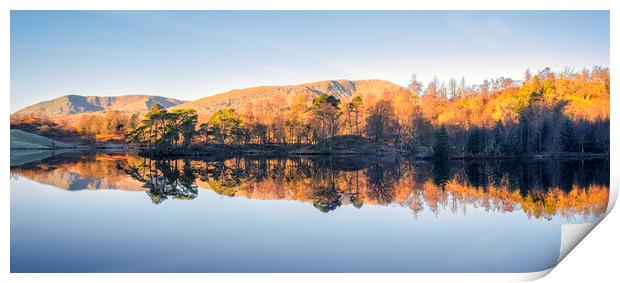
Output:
[433,124,450,160]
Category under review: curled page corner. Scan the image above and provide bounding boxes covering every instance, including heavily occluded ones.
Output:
[557,222,600,265]
[541,169,620,278]
[607,179,618,213]
[519,268,554,282]
[539,221,604,281]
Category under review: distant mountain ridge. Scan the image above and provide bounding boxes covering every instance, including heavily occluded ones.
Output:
[13,94,186,117]
[13,80,405,117]
[171,79,405,116]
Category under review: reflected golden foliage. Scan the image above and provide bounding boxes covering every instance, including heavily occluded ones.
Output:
[184,157,609,220]
[12,154,609,220]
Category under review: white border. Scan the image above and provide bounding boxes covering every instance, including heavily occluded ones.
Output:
[0,0,615,10]
[1,1,617,282]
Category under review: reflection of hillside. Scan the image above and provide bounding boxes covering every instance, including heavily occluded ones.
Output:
[11,154,144,191]
[12,153,609,220]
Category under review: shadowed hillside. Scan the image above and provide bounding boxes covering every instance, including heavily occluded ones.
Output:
[10,129,74,149]
[13,94,185,117]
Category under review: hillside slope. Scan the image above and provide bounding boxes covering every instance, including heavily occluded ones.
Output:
[13,94,185,117]
[10,129,74,149]
[171,79,404,116]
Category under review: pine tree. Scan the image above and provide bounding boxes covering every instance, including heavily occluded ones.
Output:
[433,124,450,160]
[536,119,550,152]
[466,126,484,154]
[582,126,598,153]
[506,127,521,156]
[348,96,363,135]
[559,119,578,152]
[491,124,504,155]
[432,124,451,188]
[519,113,530,153]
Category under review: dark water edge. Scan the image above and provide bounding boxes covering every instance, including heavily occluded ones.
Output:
[129,145,609,159]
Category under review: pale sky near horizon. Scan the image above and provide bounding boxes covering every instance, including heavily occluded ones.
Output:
[10,11,609,112]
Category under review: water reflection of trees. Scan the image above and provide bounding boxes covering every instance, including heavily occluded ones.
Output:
[121,158,198,204]
[117,155,609,219]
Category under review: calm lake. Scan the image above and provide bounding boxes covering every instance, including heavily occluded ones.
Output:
[10,152,610,272]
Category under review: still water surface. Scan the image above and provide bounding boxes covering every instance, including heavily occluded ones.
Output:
[10,152,609,272]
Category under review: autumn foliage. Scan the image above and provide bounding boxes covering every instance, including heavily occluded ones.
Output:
[11,67,609,156]
[11,153,608,220]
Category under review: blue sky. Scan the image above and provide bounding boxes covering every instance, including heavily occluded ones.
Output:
[11,11,609,112]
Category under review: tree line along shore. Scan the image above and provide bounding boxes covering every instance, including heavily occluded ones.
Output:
[10,67,610,159]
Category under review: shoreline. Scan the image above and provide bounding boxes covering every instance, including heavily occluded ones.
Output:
[10,145,610,159]
[10,146,610,167]
[10,143,610,164]
[129,146,609,161]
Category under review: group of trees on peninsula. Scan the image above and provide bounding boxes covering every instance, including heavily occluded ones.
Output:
[11,67,609,158]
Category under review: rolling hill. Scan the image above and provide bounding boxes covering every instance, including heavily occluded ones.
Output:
[10,129,74,149]
[13,80,404,119]
[171,79,405,116]
[13,94,185,117]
